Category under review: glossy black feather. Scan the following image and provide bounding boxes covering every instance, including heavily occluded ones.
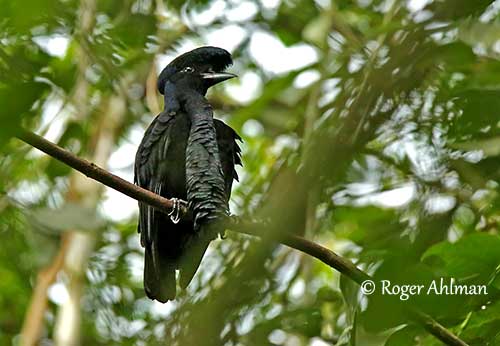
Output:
[184,97,228,229]
[134,47,240,302]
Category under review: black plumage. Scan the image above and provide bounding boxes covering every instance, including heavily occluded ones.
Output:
[134,47,241,302]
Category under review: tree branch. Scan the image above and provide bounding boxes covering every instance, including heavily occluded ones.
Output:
[15,129,469,346]
[16,129,184,214]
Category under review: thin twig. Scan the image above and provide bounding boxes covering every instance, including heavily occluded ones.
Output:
[15,129,469,346]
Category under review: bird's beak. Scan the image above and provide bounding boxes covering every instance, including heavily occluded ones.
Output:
[201,72,237,85]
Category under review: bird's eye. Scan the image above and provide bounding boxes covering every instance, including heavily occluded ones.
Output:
[182,66,194,73]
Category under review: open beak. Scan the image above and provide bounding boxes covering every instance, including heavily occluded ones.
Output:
[201,72,237,85]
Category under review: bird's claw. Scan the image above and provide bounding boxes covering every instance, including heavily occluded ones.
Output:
[168,198,181,224]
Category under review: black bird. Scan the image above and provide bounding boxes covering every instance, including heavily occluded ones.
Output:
[134,47,241,302]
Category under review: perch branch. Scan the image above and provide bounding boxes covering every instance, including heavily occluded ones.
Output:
[16,129,185,213]
[15,129,469,346]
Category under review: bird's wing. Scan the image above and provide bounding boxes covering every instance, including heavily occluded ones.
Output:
[135,111,192,302]
[214,119,242,199]
[134,111,176,249]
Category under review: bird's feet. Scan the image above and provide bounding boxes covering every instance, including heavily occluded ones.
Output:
[168,198,181,224]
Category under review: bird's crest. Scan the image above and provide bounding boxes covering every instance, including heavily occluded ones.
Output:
[157,46,233,95]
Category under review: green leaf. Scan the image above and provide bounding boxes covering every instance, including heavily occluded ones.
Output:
[449,90,500,141]
[0,81,49,147]
[429,0,493,20]
[422,233,500,284]
[332,206,403,249]
[461,300,500,343]
[111,14,156,48]
[384,326,421,346]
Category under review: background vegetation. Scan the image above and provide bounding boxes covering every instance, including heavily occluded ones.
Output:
[1,0,499,345]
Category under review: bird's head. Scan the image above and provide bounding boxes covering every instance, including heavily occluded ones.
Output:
[157,46,236,98]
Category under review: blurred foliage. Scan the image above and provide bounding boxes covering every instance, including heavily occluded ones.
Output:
[1,0,500,345]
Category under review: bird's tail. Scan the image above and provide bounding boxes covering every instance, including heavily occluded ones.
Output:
[179,236,211,289]
[143,245,176,303]
[143,237,211,301]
